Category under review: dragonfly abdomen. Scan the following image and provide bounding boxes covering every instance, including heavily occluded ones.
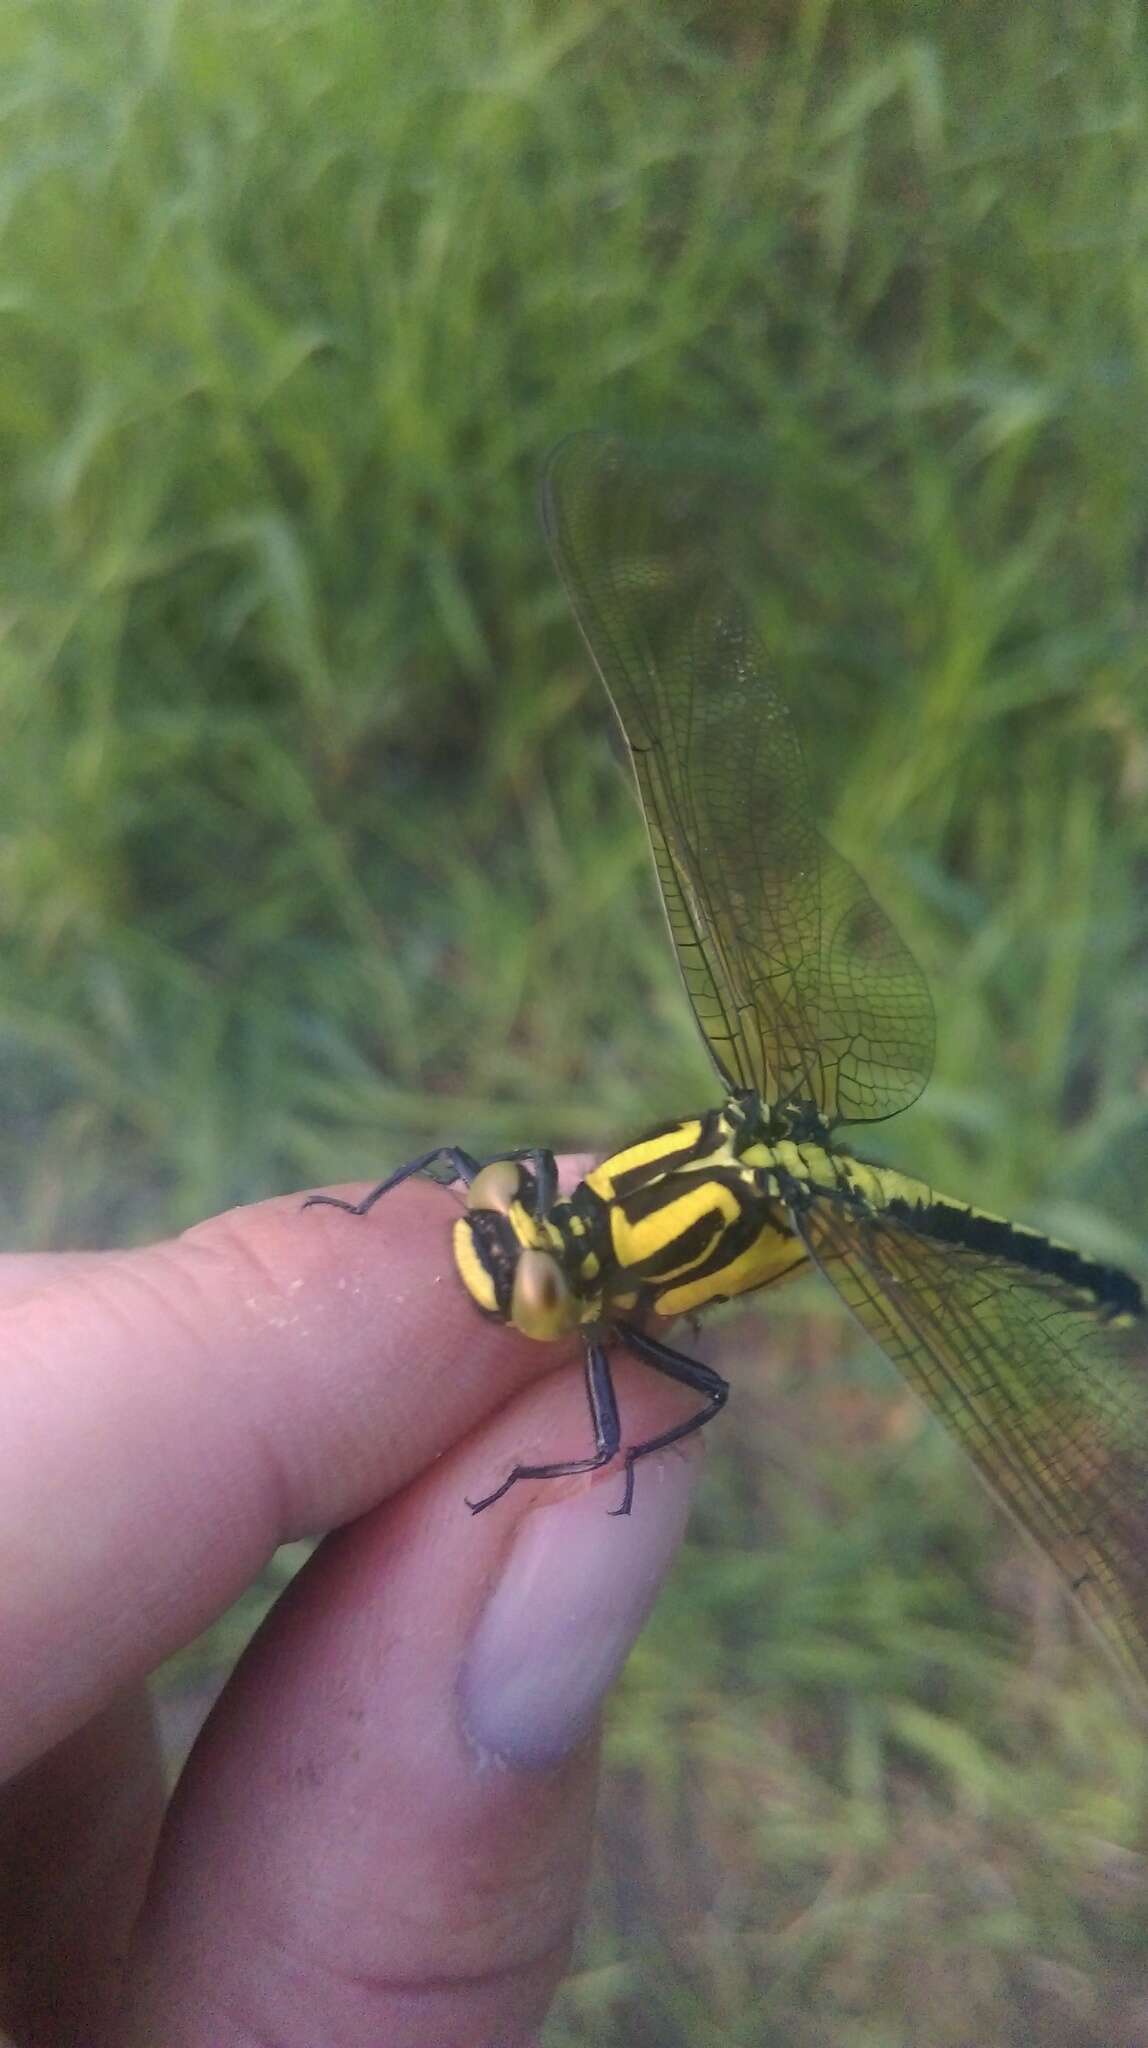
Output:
[868,1173,1144,1322]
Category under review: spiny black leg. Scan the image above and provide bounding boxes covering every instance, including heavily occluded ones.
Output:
[610,1320,729,1517]
[463,1146,560,1216]
[526,1148,559,1218]
[466,1340,621,1514]
[303,1144,561,1221]
[302,1146,481,1217]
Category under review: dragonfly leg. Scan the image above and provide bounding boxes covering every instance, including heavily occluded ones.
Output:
[304,1145,559,1220]
[466,1339,621,1514]
[520,1148,559,1217]
[468,1146,560,1214]
[302,1146,482,1217]
[609,1320,729,1517]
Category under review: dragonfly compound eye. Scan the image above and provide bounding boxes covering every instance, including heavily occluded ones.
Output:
[466,1160,524,1217]
[510,1248,575,1340]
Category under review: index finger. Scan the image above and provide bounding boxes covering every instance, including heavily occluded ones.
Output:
[0,1181,568,1777]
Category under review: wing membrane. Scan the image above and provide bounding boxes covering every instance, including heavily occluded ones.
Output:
[542,431,934,1124]
[797,1193,1148,1690]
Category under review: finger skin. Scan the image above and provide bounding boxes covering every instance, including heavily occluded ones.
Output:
[113,1359,700,2047]
[0,1686,164,2045]
[0,1169,702,2046]
[0,1252,108,1307]
[0,1183,566,1778]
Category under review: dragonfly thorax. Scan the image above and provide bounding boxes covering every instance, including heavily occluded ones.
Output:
[451,1099,817,1343]
[725,1088,835,1148]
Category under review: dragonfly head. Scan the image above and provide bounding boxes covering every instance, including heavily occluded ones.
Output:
[452,1159,582,1342]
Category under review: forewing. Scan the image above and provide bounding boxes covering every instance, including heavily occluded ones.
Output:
[797,1193,1148,1694]
[542,431,934,1123]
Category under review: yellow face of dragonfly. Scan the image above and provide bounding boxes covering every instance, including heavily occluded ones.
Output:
[453,1159,585,1340]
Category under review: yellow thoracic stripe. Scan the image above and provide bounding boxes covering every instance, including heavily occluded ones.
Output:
[585,1119,707,1200]
[609,1176,742,1273]
[652,1223,808,1317]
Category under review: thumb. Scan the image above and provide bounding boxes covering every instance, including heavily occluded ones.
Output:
[113,1353,701,2048]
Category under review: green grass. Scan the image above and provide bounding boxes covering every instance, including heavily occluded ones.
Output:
[3,0,1148,2039]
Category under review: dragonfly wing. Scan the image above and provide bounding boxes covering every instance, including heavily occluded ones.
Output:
[541,431,934,1124]
[796,1191,1148,1693]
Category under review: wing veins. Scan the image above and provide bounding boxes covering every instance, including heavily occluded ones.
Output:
[797,1193,1148,1684]
[541,431,936,1124]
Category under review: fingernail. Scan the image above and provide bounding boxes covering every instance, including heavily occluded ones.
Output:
[460,1450,700,1770]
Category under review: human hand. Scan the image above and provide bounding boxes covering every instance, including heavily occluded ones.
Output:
[0,1173,700,2047]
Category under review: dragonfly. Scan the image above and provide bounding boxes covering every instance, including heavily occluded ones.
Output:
[308,431,1148,1692]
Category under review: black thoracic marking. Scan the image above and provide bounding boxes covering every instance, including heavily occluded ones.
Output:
[606,1115,724,1198]
[682,1195,796,1284]
[626,1183,784,1287]
[886,1195,1144,1317]
[623,1202,730,1279]
[555,1190,611,1276]
[614,1161,743,1226]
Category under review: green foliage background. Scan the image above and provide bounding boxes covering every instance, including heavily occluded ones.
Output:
[3,0,1148,2040]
